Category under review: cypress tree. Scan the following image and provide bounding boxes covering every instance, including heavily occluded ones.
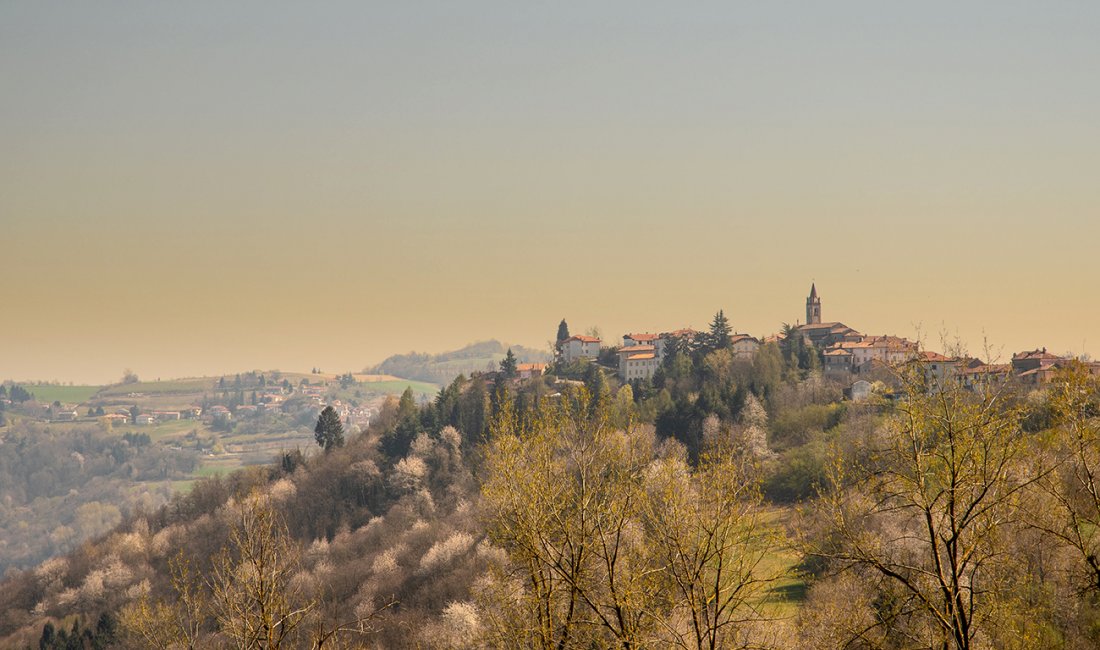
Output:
[556,319,571,343]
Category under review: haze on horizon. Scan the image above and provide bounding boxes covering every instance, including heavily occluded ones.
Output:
[3,2,1099,385]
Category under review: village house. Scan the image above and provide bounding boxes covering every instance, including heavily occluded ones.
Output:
[557,335,601,364]
[133,414,156,425]
[617,330,700,381]
[153,410,181,421]
[516,363,548,380]
[618,345,660,382]
[208,405,232,423]
[905,350,963,384]
[958,363,1012,390]
[822,335,919,375]
[52,408,80,422]
[623,332,660,348]
[729,334,761,359]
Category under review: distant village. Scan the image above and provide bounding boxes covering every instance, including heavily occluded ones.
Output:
[545,284,1100,396]
[1,374,374,431]
[5,283,1098,426]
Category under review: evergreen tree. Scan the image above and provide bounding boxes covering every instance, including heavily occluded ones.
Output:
[383,387,421,458]
[583,364,611,417]
[500,348,519,379]
[39,622,55,650]
[556,319,571,343]
[313,405,345,451]
[705,309,733,350]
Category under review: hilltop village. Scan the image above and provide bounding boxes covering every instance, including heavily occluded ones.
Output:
[548,284,1098,392]
[5,284,1100,649]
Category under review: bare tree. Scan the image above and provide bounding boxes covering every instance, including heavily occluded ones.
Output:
[1030,362,1100,594]
[480,391,782,649]
[805,369,1044,649]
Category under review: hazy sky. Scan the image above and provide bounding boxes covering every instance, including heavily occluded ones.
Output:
[3,2,1099,384]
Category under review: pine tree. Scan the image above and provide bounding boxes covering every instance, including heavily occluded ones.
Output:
[500,348,518,379]
[556,319,571,343]
[313,405,345,451]
[703,310,733,351]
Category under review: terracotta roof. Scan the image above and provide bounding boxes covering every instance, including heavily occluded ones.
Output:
[917,351,954,362]
[729,334,760,344]
[824,349,853,356]
[1012,348,1061,361]
[797,322,850,332]
[516,363,547,371]
[618,345,655,354]
[563,335,601,343]
[626,353,656,361]
[625,333,659,342]
[661,328,699,339]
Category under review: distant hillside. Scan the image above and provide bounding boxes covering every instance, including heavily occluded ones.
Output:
[367,339,550,384]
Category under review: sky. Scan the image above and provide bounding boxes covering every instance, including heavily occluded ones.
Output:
[2,2,1099,385]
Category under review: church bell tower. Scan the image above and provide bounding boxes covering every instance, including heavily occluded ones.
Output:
[806,283,821,325]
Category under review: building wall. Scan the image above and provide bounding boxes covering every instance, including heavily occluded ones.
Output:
[561,339,601,363]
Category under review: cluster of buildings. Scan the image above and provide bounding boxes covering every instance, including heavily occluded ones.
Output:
[557,328,763,383]
[44,384,374,430]
[552,283,1098,390]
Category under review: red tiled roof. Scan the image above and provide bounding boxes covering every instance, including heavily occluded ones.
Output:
[662,328,699,338]
[563,335,601,343]
[618,345,655,354]
[625,333,659,342]
[626,353,656,361]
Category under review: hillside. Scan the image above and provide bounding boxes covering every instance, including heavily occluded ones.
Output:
[0,372,438,573]
[4,349,1100,648]
[366,339,550,384]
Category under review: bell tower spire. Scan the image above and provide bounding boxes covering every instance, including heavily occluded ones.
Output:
[806,283,822,324]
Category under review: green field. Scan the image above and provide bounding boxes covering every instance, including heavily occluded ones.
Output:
[22,385,103,404]
[99,378,217,396]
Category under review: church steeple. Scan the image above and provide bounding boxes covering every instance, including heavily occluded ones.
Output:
[806,283,822,324]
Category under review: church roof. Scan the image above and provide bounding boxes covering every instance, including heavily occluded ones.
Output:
[809,283,818,299]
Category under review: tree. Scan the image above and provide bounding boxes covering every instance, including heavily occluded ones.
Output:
[121,494,388,649]
[479,393,780,648]
[130,405,140,424]
[313,406,345,451]
[121,369,139,384]
[1031,362,1100,595]
[500,348,518,379]
[698,310,732,353]
[804,369,1043,648]
[210,496,310,649]
[382,387,420,457]
[556,319,571,344]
